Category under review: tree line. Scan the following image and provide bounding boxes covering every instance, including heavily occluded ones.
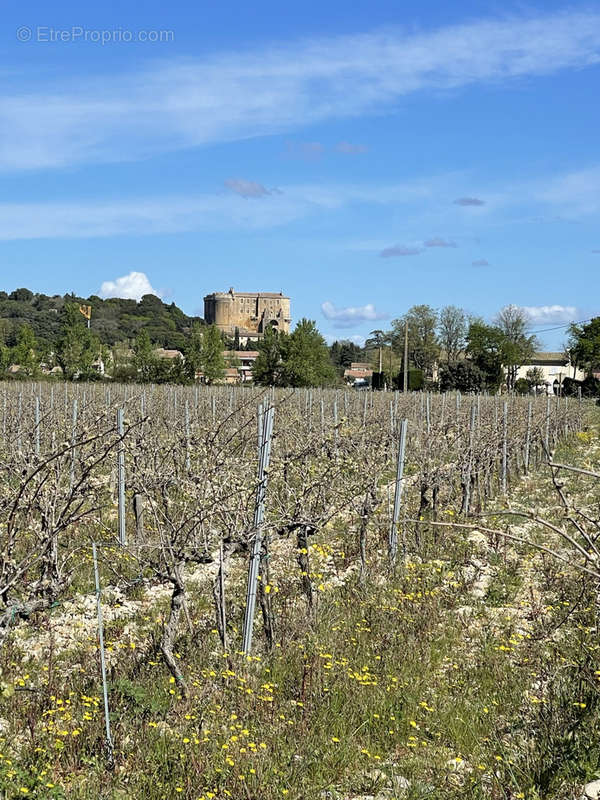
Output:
[330,304,600,396]
[3,290,600,393]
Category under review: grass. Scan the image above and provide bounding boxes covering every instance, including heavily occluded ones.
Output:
[1,411,600,799]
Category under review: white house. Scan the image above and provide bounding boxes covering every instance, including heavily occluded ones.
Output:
[516,352,585,394]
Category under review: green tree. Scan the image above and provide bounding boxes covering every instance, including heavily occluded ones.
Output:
[282,319,335,387]
[56,303,101,380]
[253,325,286,386]
[365,329,388,374]
[439,360,487,393]
[200,325,226,384]
[568,317,600,375]
[79,331,102,379]
[185,322,204,381]
[0,342,9,374]
[526,367,546,392]
[329,340,365,377]
[514,378,530,395]
[495,305,539,390]
[133,329,158,382]
[465,321,505,391]
[12,324,38,376]
[391,305,439,375]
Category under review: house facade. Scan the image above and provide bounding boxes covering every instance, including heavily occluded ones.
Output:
[515,352,585,394]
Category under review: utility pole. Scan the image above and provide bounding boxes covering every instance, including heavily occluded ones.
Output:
[403,321,408,393]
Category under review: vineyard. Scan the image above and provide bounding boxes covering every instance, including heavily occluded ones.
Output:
[0,383,599,800]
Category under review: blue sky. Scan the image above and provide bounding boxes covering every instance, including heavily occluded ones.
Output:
[2,1,600,348]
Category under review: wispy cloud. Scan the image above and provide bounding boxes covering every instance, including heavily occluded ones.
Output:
[336,141,368,154]
[224,179,272,198]
[424,237,457,247]
[379,244,422,257]
[3,10,600,170]
[0,163,597,240]
[472,258,489,266]
[532,166,600,217]
[99,271,161,301]
[321,300,389,328]
[285,141,325,160]
[325,333,367,346]
[454,197,486,206]
[521,304,578,325]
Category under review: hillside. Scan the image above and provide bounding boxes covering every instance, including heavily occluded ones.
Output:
[0,288,203,351]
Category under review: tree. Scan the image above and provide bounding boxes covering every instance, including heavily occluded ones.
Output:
[495,305,539,390]
[0,342,9,374]
[282,319,336,387]
[465,321,505,391]
[330,340,364,371]
[439,360,487,393]
[526,367,546,392]
[9,288,33,302]
[185,322,204,381]
[438,306,467,363]
[253,325,286,386]
[200,325,226,384]
[12,324,38,376]
[133,329,158,382]
[391,305,439,375]
[514,378,530,395]
[56,303,101,380]
[568,317,600,375]
[365,329,387,374]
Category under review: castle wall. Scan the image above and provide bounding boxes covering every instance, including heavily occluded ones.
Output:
[204,290,291,336]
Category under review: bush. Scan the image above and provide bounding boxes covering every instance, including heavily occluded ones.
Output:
[514,378,530,395]
[562,377,581,397]
[582,374,600,398]
[439,360,486,393]
[408,368,425,391]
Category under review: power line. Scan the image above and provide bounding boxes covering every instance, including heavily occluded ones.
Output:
[529,317,593,335]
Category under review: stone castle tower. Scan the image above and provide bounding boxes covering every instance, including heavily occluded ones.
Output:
[203,288,291,338]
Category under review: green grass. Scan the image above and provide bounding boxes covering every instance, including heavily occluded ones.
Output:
[1,415,600,799]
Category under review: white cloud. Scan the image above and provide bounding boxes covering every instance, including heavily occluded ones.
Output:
[2,10,600,170]
[472,258,489,266]
[454,197,486,206]
[380,245,423,257]
[321,301,388,328]
[520,305,578,325]
[225,179,272,198]
[0,162,597,242]
[0,177,444,240]
[324,333,366,346]
[336,141,368,154]
[424,237,457,247]
[99,271,161,301]
[531,166,600,218]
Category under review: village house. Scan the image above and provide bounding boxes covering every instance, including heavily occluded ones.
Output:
[154,347,184,362]
[343,361,373,387]
[515,352,585,394]
[224,350,259,383]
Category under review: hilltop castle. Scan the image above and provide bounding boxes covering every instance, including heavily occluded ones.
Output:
[203,288,291,340]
